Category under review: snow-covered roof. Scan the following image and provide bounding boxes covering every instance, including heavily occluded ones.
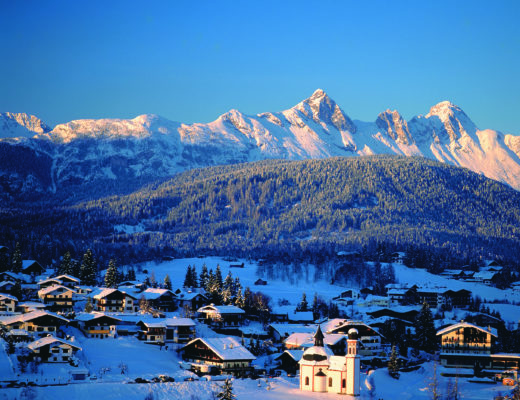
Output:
[0,309,69,325]
[164,317,195,327]
[197,304,245,314]
[184,337,255,361]
[436,322,498,337]
[6,329,30,336]
[285,332,345,348]
[54,274,80,282]
[92,288,137,300]
[37,277,62,286]
[28,335,81,351]
[22,260,41,268]
[18,301,46,309]
[473,271,497,280]
[175,290,206,301]
[74,312,122,322]
[0,271,28,282]
[141,288,174,300]
[0,293,18,302]
[0,281,15,287]
[299,345,333,366]
[269,323,317,337]
[275,349,304,362]
[320,318,347,333]
[38,284,75,297]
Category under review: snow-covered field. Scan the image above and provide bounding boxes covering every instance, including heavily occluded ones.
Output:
[0,362,514,400]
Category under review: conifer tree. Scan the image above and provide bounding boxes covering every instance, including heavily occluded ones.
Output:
[214,265,223,292]
[11,242,22,273]
[80,249,97,286]
[71,259,81,280]
[105,259,118,288]
[200,263,209,290]
[217,378,236,400]
[190,266,198,288]
[60,251,73,276]
[126,266,136,281]
[11,281,22,301]
[297,292,308,311]
[235,287,245,309]
[164,274,172,290]
[243,286,253,312]
[388,345,400,379]
[84,296,94,313]
[414,301,437,353]
[184,265,193,288]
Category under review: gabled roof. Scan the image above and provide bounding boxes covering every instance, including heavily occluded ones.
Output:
[0,310,69,325]
[74,312,122,322]
[28,335,81,351]
[54,274,80,282]
[175,291,206,301]
[183,337,255,361]
[269,323,317,337]
[0,293,18,302]
[275,349,304,362]
[0,281,15,288]
[197,304,245,314]
[38,284,76,297]
[436,322,498,337]
[92,288,137,300]
[141,288,175,300]
[0,271,28,282]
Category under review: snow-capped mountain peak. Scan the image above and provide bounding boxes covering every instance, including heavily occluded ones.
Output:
[293,89,356,132]
[0,112,51,139]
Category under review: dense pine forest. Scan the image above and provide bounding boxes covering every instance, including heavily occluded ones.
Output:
[1,156,520,270]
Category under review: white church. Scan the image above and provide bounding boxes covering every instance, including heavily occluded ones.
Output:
[299,325,360,396]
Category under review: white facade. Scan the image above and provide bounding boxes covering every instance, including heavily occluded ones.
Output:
[299,327,360,396]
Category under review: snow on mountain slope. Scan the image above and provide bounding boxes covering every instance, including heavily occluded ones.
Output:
[0,112,51,139]
[2,89,520,197]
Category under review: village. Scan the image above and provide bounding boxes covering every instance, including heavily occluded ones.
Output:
[0,246,519,399]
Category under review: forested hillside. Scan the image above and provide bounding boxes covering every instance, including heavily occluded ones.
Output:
[1,156,519,268]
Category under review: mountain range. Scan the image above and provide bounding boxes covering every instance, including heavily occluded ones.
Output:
[2,89,520,201]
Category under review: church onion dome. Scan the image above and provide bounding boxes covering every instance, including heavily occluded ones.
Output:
[348,328,359,340]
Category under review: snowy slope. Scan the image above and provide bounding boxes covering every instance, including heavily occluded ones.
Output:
[2,90,520,197]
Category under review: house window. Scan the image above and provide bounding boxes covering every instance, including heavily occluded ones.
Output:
[305,377,309,386]
[329,377,333,387]
[342,379,346,388]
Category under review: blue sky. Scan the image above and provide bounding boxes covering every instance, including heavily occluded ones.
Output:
[1,0,519,133]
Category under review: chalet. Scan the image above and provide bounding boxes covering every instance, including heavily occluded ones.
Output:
[0,310,69,338]
[472,271,497,285]
[118,281,146,291]
[182,337,255,375]
[0,293,18,313]
[75,312,121,338]
[0,281,15,294]
[275,350,304,374]
[137,320,166,343]
[174,289,207,311]
[437,321,498,369]
[387,286,418,306]
[440,269,465,279]
[333,289,360,300]
[141,288,177,311]
[22,260,45,276]
[254,278,267,286]
[327,320,384,358]
[230,263,244,268]
[136,316,196,344]
[17,301,47,314]
[443,289,471,308]
[0,271,28,284]
[356,295,390,308]
[38,275,80,290]
[38,285,76,312]
[268,323,317,343]
[197,304,245,328]
[165,317,196,344]
[6,329,32,342]
[93,288,138,313]
[271,305,315,324]
[28,335,81,363]
[284,332,346,355]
